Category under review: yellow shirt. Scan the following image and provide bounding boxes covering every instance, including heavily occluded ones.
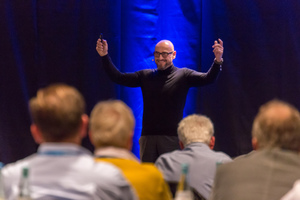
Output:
[95,157,172,200]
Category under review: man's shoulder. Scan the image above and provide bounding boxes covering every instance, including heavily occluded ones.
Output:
[185,143,231,161]
[217,151,260,173]
[102,157,163,177]
[77,158,137,199]
[155,150,186,171]
[120,161,165,182]
[96,158,141,173]
[210,150,232,162]
[170,66,193,74]
[2,154,36,177]
[93,159,129,177]
[175,66,197,72]
[233,150,256,161]
[137,68,156,74]
[156,149,182,162]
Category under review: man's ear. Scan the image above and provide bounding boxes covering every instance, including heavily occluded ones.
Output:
[79,114,89,139]
[127,131,134,151]
[209,136,215,150]
[252,137,258,150]
[172,51,177,59]
[30,124,44,144]
[179,141,184,150]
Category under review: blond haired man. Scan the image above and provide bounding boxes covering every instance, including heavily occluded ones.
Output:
[90,100,172,200]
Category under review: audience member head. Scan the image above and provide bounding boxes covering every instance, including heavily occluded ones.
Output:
[252,99,300,151]
[177,114,215,149]
[89,100,135,150]
[29,83,88,144]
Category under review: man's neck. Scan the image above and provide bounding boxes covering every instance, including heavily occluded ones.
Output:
[158,64,173,71]
[44,136,81,145]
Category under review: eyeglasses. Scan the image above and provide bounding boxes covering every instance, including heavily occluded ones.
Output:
[154,51,173,58]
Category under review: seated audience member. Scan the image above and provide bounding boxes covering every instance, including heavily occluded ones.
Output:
[2,84,137,200]
[89,100,172,200]
[155,114,232,199]
[209,99,300,200]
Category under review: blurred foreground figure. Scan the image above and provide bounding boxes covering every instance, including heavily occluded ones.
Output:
[210,100,300,200]
[89,99,172,200]
[155,114,232,199]
[2,84,137,200]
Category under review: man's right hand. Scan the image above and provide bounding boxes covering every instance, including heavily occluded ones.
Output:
[96,39,108,57]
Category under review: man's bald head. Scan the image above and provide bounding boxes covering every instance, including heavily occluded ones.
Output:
[154,40,176,70]
[252,99,300,151]
[155,40,175,51]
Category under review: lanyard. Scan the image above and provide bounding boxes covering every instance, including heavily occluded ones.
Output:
[38,150,82,156]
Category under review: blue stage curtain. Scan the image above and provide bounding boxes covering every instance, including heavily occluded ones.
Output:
[1,0,300,163]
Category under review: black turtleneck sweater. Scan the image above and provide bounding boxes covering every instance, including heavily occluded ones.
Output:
[102,54,222,136]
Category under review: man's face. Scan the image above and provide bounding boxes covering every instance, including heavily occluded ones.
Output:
[154,41,176,70]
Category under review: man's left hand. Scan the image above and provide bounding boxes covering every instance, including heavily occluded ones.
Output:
[212,39,224,62]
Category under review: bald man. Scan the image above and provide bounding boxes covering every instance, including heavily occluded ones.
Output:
[96,38,223,162]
